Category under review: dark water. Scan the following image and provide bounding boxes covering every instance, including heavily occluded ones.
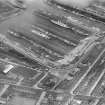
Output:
[0,0,47,35]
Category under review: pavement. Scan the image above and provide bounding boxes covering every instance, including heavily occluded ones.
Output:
[0,0,105,105]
